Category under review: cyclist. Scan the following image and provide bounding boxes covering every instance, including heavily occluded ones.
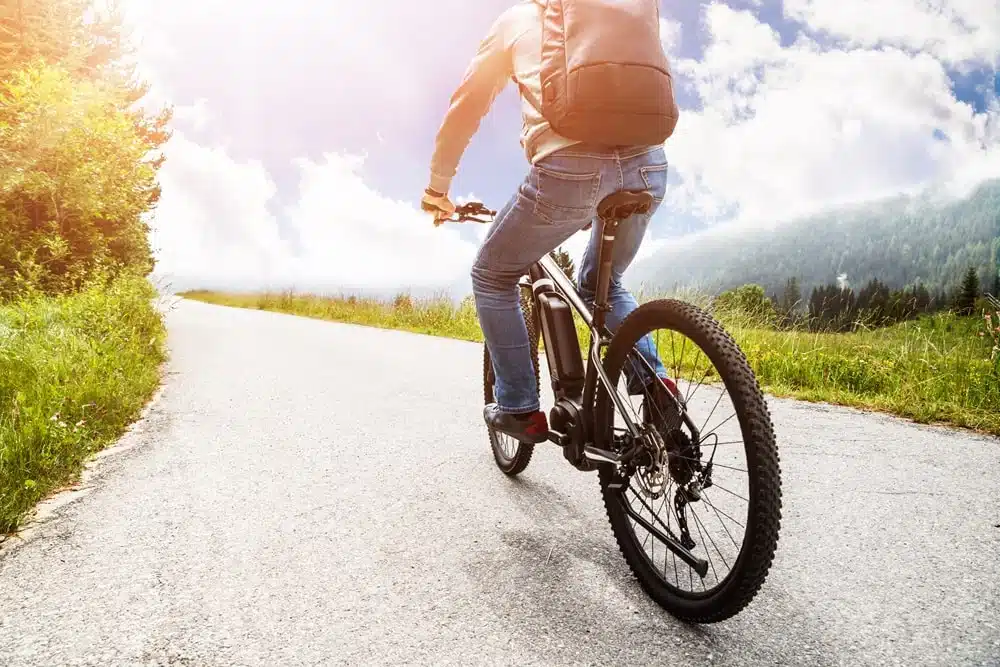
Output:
[421,0,681,444]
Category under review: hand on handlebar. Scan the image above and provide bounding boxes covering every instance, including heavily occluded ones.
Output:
[421,188,495,226]
[420,189,455,223]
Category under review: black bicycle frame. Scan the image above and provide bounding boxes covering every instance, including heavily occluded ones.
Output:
[515,216,713,576]
[520,218,648,457]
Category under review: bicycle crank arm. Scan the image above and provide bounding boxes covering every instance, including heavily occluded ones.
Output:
[583,445,622,464]
[624,503,710,578]
[547,430,571,446]
[546,434,629,465]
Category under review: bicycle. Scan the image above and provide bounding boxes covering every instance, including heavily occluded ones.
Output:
[437,193,782,623]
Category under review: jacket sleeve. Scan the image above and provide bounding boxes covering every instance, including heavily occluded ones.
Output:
[428,15,512,194]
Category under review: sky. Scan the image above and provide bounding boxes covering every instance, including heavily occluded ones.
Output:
[119,0,1000,296]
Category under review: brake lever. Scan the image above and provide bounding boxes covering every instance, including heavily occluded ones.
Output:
[432,205,496,226]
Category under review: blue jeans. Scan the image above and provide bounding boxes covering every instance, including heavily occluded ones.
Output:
[471,144,670,413]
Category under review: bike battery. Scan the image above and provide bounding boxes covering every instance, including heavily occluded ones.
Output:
[537,291,585,398]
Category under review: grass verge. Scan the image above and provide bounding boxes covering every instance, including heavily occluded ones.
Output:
[0,276,167,534]
[182,290,1000,437]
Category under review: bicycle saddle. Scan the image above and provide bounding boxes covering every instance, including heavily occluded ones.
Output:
[597,191,654,222]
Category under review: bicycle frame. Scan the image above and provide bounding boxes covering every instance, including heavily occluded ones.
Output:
[440,199,674,467]
[520,219,657,468]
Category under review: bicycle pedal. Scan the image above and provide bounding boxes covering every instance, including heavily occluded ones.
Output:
[546,430,571,446]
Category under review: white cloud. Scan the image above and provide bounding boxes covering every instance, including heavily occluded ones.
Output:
[133,0,1000,296]
[663,3,1000,227]
[784,0,1000,68]
[660,17,683,56]
[171,98,211,132]
[149,133,480,296]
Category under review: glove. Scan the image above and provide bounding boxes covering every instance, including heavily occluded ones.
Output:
[421,188,456,223]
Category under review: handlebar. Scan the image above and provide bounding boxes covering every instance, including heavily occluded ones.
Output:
[424,201,496,226]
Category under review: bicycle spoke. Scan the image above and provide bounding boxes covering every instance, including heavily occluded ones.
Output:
[700,492,745,529]
[691,504,728,575]
[698,388,730,436]
[708,481,749,503]
[701,410,739,442]
[690,509,715,589]
[704,491,742,550]
[685,360,713,405]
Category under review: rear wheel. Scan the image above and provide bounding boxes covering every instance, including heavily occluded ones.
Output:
[483,287,541,476]
[594,298,782,623]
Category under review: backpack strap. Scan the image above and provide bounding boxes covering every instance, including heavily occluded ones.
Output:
[514,76,544,117]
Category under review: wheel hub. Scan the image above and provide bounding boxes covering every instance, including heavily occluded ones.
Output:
[634,426,670,499]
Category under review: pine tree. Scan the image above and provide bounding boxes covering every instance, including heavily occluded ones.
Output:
[551,246,575,282]
[780,276,801,313]
[956,266,980,316]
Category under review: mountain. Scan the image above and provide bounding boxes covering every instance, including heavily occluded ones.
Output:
[632,179,1000,298]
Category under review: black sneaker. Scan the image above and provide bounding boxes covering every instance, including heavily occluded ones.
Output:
[483,404,549,444]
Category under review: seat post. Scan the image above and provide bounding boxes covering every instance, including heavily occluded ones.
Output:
[592,215,619,332]
[591,189,652,333]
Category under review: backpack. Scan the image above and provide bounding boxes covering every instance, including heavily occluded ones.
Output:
[522,0,679,147]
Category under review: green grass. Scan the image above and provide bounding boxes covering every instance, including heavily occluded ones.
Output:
[182,289,1000,437]
[0,276,167,533]
[182,289,486,343]
[723,313,999,434]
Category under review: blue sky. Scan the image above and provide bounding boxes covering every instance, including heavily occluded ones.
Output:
[123,0,1000,294]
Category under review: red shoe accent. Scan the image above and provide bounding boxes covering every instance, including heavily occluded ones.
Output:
[660,376,680,397]
[526,411,548,437]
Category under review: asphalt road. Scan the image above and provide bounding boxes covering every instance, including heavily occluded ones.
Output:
[1,298,998,666]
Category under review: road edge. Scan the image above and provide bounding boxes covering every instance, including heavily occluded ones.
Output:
[0,366,172,559]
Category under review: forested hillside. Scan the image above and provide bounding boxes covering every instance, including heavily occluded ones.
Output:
[634,179,1000,298]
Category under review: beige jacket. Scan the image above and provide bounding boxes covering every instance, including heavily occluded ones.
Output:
[428,0,579,194]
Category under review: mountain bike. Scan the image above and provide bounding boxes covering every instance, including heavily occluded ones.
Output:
[439,193,782,623]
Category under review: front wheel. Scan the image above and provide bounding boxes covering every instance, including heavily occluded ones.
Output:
[594,298,782,623]
[483,288,541,476]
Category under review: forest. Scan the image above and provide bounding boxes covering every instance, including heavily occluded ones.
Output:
[633,179,1000,306]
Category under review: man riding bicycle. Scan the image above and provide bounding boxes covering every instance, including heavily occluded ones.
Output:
[421,0,681,445]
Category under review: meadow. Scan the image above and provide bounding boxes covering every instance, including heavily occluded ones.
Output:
[183,288,1000,437]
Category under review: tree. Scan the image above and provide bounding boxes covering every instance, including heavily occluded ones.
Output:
[635,178,1000,301]
[779,276,801,312]
[715,284,778,326]
[0,62,165,299]
[808,282,857,332]
[913,283,931,312]
[856,278,891,325]
[773,276,802,328]
[550,246,575,282]
[956,266,980,316]
[0,0,172,170]
[0,0,172,301]
[0,0,131,82]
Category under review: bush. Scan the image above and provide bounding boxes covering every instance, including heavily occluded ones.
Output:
[713,284,778,327]
[0,275,166,532]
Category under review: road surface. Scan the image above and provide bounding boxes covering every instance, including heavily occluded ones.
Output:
[1,299,998,666]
